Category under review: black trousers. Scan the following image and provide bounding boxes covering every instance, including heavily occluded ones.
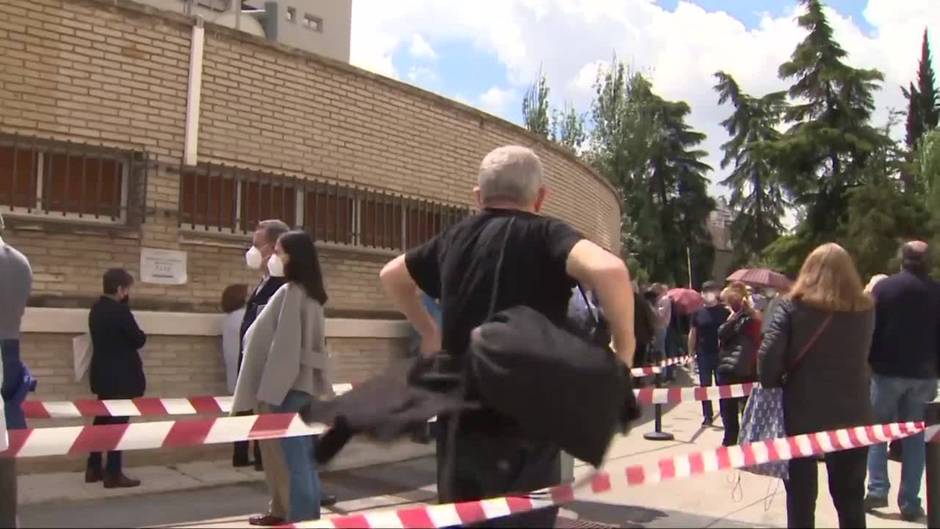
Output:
[785,447,868,528]
[87,415,130,475]
[436,425,560,528]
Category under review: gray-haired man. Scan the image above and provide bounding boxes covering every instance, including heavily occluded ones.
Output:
[380,145,635,527]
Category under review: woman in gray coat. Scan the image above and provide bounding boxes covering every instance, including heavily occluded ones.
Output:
[758,243,875,529]
[233,231,333,526]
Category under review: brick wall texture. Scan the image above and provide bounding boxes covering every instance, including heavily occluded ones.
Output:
[0,0,621,314]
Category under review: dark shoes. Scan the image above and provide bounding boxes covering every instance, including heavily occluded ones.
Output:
[85,467,103,483]
[248,514,286,526]
[321,493,338,508]
[901,506,926,522]
[103,472,141,489]
[863,495,888,512]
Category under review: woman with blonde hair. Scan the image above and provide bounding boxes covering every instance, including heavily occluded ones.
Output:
[715,281,760,446]
[758,243,875,528]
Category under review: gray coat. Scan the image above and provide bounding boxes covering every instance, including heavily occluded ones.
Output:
[757,299,875,436]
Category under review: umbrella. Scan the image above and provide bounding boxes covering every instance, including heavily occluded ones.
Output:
[727,268,791,290]
[666,288,704,315]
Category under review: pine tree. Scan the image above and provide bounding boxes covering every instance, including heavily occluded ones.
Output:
[521,69,551,138]
[714,72,788,263]
[903,29,939,149]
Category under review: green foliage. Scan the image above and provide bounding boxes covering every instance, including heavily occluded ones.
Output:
[522,69,551,137]
[550,103,586,152]
[904,29,939,150]
[713,71,789,263]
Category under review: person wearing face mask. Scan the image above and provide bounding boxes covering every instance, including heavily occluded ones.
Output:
[86,268,146,488]
[233,220,290,470]
[688,281,730,426]
[233,231,334,526]
[715,282,761,446]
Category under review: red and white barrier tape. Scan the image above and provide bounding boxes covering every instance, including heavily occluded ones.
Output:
[631,355,694,377]
[0,413,326,458]
[634,382,756,405]
[291,421,925,528]
[21,384,353,419]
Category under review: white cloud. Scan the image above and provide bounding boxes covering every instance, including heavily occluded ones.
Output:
[408,34,438,61]
[478,86,518,116]
[350,0,940,196]
[407,65,440,87]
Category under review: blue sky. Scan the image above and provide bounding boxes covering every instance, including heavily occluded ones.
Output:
[351,0,939,193]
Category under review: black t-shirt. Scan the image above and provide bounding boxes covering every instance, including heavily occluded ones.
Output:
[406,208,584,359]
[691,304,731,357]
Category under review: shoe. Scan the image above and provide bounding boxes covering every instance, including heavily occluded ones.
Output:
[248,514,285,526]
[320,493,338,507]
[901,506,926,522]
[85,467,103,484]
[233,457,252,468]
[701,416,714,427]
[103,473,141,489]
[863,495,888,512]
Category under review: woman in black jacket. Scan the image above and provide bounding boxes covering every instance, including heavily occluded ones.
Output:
[716,282,760,446]
[758,243,874,528]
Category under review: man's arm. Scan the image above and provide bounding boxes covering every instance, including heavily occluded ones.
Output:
[380,255,441,356]
[565,240,635,366]
[687,326,697,357]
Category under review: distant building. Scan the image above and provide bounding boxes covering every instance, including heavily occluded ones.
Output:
[137,0,351,62]
[708,198,735,281]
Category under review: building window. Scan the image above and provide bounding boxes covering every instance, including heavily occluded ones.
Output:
[0,135,138,223]
[178,165,470,250]
[286,6,295,22]
[303,14,323,32]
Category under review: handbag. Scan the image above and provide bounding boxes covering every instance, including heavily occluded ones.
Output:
[739,312,832,480]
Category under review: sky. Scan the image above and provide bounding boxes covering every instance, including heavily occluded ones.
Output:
[348,0,940,197]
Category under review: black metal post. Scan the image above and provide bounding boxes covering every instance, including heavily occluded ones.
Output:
[926,401,940,528]
[643,370,674,442]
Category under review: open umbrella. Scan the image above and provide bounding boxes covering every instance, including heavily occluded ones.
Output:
[727,268,791,290]
[666,288,704,315]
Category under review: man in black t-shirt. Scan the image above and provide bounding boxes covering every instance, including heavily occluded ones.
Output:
[688,281,730,426]
[380,145,637,527]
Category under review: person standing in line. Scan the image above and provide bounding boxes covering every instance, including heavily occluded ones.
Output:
[220,284,248,395]
[86,268,146,488]
[379,145,636,528]
[651,284,675,378]
[715,282,760,446]
[865,241,940,522]
[234,220,290,471]
[0,212,30,524]
[233,231,334,526]
[758,243,875,528]
[687,281,730,426]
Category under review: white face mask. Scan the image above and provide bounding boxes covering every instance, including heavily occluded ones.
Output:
[703,292,718,306]
[267,254,285,277]
[245,246,263,270]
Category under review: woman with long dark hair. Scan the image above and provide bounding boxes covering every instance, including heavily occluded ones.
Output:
[233,230,333,526]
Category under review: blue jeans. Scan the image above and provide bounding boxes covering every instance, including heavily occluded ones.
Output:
[697,353,718,421]
[866,374,938,512]
[261,390,321,522]
[0,339,27,430]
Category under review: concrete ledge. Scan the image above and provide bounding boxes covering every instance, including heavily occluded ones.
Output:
[21,307,411,338]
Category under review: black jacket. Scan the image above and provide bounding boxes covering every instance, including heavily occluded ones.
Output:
[759,299,875,435]
[239,276,287,352]
[89,296,147,398]
[869,270,940,378]
[717,310,760,382]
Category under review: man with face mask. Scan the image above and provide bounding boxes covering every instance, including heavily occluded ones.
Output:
[86,268,146,488]
[234,220,290,470]
[687,281,730,426]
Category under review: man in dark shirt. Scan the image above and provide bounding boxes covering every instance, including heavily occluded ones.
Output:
[380,145,636,527]
[86,268,146,488]
[688,281,730,426]
[865,241,940,521]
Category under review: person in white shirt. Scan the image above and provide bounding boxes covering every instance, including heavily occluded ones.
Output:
[220,284,248,394]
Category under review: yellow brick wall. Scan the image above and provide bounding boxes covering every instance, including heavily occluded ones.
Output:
[0,0,621,315]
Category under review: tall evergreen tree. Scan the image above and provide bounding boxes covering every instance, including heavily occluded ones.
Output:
[522,69,551,137]
[903,29,939,149]
[713,72,788,263]
[771,0,889,241]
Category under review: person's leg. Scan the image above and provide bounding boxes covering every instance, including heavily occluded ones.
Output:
[86,416,105,479]
[827,447,868,528]
[256,403,290,521]
[867,374,902,503]
[233,440,251,467]
[0,458,16,528]
[103,416,131,478]
[697,353,715,423]
[896,378,938,516]
[273,391,320,522]
[785,456,819,528]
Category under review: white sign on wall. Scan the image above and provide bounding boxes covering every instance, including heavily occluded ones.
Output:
[140,248,188,285]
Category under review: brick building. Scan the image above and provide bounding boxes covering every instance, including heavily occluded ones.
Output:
[0,0,621,469]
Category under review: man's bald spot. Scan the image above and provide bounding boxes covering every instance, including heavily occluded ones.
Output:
[904,240,928,256]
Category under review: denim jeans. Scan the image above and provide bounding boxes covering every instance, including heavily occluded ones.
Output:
[696,353,718,421]
[866,374,938,512]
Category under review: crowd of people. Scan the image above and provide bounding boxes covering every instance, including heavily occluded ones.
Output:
[0,143,938,528]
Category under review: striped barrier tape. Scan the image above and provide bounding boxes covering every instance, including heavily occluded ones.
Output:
[631,355,694,377]
[0,413,327,458]
[290,421,927,528]
[23,380,753,419]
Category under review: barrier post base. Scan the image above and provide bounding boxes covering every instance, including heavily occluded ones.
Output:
[643,431,675,441]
